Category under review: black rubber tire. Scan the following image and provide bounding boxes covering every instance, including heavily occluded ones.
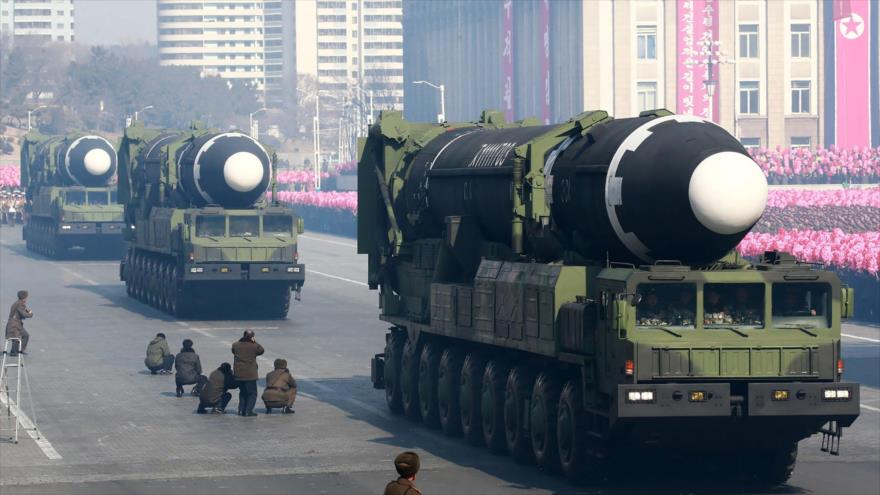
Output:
[459,353,485,446]
[557,379,590,484]
[383,331,406,414]
[750,442,798,486]
[481,360,509,454]
[418,342,441,429]
[401,336,422,421]
[504,366,535,464]
[530,372,561,473]
[437,347,463,437]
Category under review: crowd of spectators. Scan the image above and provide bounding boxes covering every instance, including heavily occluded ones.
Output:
[748,145,879,184]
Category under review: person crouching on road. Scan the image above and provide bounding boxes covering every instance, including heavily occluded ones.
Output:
[175,339,207,397]
[232,329,264,417]
[145,333,174,375]
[5,290,33,356]
[384,451,422,495]
[261,358,297,414]
[198,362,236,414]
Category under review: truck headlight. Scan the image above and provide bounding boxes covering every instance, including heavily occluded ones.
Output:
[287,266,301,273]
[61,225,72,230]
[261,267,270,273]
[189,267,204,273]
[689,391,707,402]
[772,390,790,401]
[626,390,655,403]
[823,388,851,401]
[220,266,230,273]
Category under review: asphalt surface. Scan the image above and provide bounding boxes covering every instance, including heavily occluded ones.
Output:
[0,225,878,495]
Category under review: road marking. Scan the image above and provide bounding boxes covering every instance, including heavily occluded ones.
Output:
[300,234,357,249]
[310,269,368,287]
[861,404,880,413]
[57,265,99,286]
[187,326,280,331]
[842,333,880,344]
[0,390,62,460]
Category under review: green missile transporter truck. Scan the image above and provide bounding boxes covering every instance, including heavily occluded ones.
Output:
[360,110,860,484]
[20,131,125,258]
[117,122,305,318]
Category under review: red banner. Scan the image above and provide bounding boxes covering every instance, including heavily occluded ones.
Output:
[502,0,514,121]
[676,0,719,120]
[835,0,871,147]
[540,0,551,124]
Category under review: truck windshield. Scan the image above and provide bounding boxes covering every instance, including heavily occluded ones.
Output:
[635,283,696,328]
[230,216,259,237]
[704,283,765,328]
[263,215,292,237]
[65,191,85,205]
[772,283,831,328]
[110,189,118,203]
[87,191,109,205]
[196,216,226,237]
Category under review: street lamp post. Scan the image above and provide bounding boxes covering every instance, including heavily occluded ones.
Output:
[413,80,446,123]
[353,86,374,127]
[249,107,268,139]
[134,105,154,122]
[297,88,322,191]
[700,39,729,123]
[27,105,49,131]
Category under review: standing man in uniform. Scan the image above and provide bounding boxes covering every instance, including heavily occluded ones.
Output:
[383,451,422,495]
[5,290,33,355]
[232,329,264,417]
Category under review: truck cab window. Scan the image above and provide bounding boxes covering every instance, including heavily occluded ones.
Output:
[230,216,259,237]
[65,190,85,205]
[772,283,831,327]
[196,215,226,237]
[263,215,292,237]
[635,283,696,328]
[87,191,109,205]
[704,283,765,328]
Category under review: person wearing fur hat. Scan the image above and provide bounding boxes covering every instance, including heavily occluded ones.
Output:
[5,290,33,355]
[383,451,422,495]
[261,358,297,414]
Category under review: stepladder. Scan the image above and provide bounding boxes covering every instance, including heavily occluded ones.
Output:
[1,337,39,444]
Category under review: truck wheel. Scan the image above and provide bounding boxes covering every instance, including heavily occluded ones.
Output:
[459,353,485,445]
[531,372,561,473]
[401,336,422,421]
[557,379,589,484]
[750,442,798,486]
[505,366,534,464]
[437,347,463,437]
[383,331,406,414]
[481,360,509,454]
[418,342,441,429]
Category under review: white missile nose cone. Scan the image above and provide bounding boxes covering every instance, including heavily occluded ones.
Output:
[83,148,112,175]
[223,151,264,192]
[688,151,768,235]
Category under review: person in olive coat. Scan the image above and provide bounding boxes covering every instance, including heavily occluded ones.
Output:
[174,339,207,397]
[383,451,422,495]
[145,333,174,375]
[5,290,33,355]
[231,329,264,417]
[261,358,297,414]
[198,362,236,414]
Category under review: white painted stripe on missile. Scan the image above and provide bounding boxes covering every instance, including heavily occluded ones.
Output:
[842,333,880,343]
[0,387,62,459]
[310,269,368,287]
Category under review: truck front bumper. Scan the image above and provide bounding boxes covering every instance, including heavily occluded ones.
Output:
[58,222,126,235]
[182,262,305,285]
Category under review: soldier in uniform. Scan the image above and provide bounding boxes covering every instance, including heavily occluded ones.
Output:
[174,339,207,397]
[730,286,763,325]
[144,332,174,374]
[261,358,297,414]
[384,451,422,495]
[670,288,696,327]
[232,329,264,417]
[5,290,33,355]
[637,291,669,326]
[198,362,236,414]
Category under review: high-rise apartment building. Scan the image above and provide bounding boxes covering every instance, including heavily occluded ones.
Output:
[0,0,76,43]
[156,0,295,107]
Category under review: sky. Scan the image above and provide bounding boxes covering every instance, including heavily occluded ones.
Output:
[75,0,157,46]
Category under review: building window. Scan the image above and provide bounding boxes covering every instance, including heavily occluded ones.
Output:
[636,82,658,112]
[738,24,758,58]
[791,80,811,113]
[791,24,810,58]
[740,137,761,150]
[791,136,811,148]
[739,81,759,114]
[636,25,657,60]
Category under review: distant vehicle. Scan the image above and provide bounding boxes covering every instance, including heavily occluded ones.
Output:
[19,131,125,258]
[117,121,305,318]
[360,109,860,484]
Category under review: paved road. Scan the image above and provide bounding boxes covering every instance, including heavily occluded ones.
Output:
[0,226,877,495]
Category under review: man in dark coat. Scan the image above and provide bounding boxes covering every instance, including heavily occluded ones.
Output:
[174,339,207,397]
[261,358,297,414]
[198,363,236,414]
[231,329,264,417]
[384,451,422,495]
[5,290,33,355]
[145,333,174,374]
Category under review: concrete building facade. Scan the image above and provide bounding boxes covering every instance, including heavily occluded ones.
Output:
[0,0,75,43]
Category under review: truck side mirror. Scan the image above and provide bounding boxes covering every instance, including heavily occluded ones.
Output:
[296,217,305,235]
[613,299,629,331]
[841,287,855,319]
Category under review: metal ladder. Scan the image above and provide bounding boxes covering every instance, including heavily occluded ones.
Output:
[0,338,39,444]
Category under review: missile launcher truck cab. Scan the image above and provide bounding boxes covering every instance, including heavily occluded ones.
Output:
[359,110,859,485]
[20,131,125,258]
[117,122,305,318]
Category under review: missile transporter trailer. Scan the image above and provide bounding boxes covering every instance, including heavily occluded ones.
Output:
[360,110,860,484]
[117,122,305,319]
[20,131,125,258]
